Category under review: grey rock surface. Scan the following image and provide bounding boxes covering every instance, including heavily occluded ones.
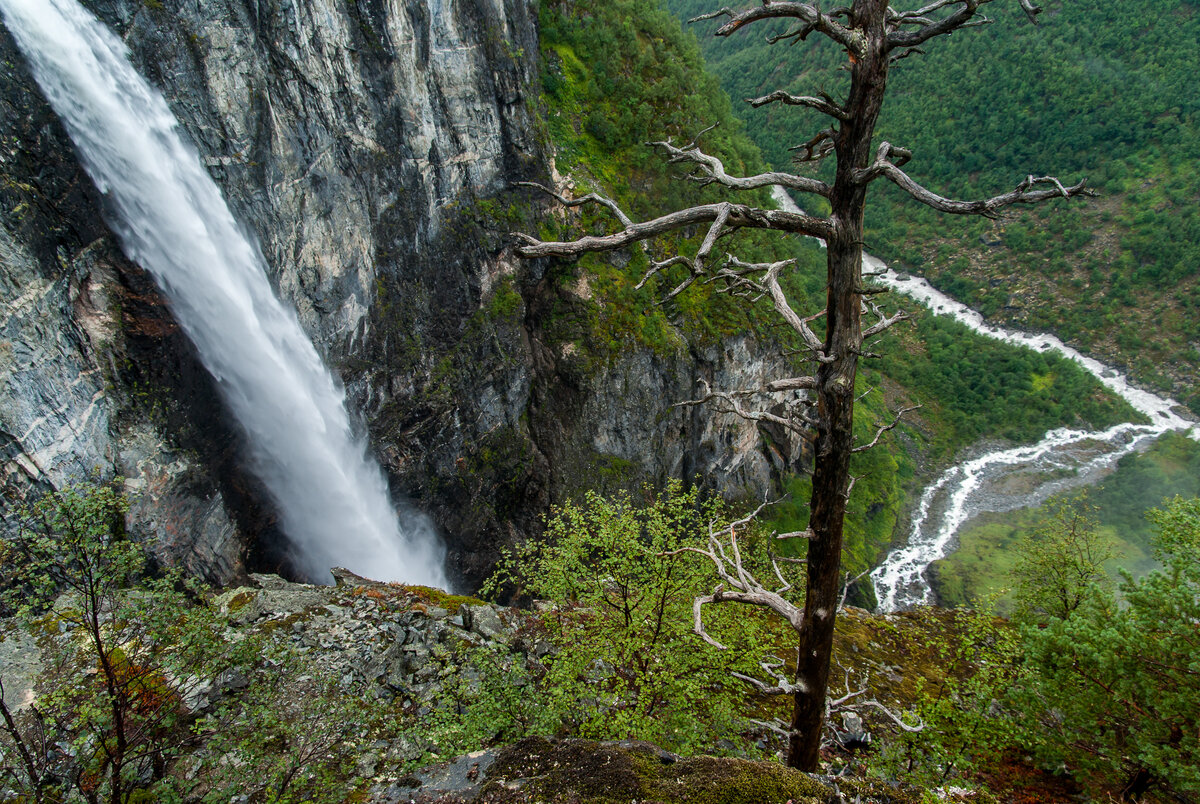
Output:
[0,0,807,590]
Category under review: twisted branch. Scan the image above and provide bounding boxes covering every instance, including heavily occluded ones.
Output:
[748,90,849,122]
[852,405,922,453]
[690,3,865,57]
[854,143,1094,218]
[513,186,833,259]
[651,135,830,197]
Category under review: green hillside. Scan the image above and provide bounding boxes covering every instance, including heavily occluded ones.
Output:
[663,0,1200,414]
[532,0,1135,588]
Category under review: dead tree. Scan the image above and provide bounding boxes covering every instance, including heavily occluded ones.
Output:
[514,0,1091,771]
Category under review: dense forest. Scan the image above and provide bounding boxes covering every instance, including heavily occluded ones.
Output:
[663,0,1200,415]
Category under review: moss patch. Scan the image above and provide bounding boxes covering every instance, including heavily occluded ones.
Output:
[400,585,486,615]
[477,737,918,804]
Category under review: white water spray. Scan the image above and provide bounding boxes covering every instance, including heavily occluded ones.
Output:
[868,261,1195,611]
[771,188,1197,611]
[1,0,448,587]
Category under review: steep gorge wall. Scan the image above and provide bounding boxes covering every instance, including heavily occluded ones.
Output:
[0,0,803,589]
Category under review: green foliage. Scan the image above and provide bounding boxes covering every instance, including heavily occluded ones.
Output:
[483,480,774,755]
[0,482,234,804]
[538,0,1135,588]
[872,604,1024,788]
[194,648,375,804]
[536,0,818,361]
[1018,497,1200,800]
[665,0,1200,409]
[931,434,1200,608]
[419,644,558,760]
[1010,492,1117,623]
[880,311,1138,447]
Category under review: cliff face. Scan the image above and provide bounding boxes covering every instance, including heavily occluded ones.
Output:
[0,0,803,589]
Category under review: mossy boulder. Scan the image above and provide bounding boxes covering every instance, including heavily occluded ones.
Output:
[407,737,919,804]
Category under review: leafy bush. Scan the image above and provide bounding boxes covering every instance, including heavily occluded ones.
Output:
[484,480,778,755]
[0,481,233,803]
[1018,497,1200,800]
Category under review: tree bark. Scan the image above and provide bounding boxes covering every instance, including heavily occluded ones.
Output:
[785,0,890,769]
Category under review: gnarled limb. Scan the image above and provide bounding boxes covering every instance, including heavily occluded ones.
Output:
[691,3,865,57]
[513,193,833,259]
[852,404,922,453]
[651,136,831,197]
[675,378,819,435]
[733,656,805,696]
[512,181,634,228]
[748,90,849,122]
[886,0,994,50]
[665,502,806,652]
[854,143,1093,217]
[887,0,1041,49]
[861,304,909,339]
[826,668,925,737]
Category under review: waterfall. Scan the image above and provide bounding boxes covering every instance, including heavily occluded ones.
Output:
[770,188,1197,612]
[1,0,448,588]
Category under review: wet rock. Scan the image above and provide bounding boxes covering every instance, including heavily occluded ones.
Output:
[465,604,506,640]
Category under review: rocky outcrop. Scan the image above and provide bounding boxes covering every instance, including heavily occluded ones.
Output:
[387,737,921,804]
[0,0,806,589]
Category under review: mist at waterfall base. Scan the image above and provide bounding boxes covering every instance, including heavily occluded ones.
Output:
[0,0,448,589]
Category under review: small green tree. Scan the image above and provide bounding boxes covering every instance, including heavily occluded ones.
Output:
[1020,497,1200,801]
[484,480,777,754]
[0,482,229,804]
[1011,491,1116,623]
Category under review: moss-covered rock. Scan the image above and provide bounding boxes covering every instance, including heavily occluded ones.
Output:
[408,737,919,804]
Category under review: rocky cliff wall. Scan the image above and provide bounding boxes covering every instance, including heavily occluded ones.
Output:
[0,0,805,590]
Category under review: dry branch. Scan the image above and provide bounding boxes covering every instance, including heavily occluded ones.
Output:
[854,143,1093,217]
[693,2,865,57]
[748,90,849,121]
[852,404,922,453]
[651,137,831,196]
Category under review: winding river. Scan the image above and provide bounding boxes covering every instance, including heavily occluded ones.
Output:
[867,258,1197,611]
[771,188,1198,611]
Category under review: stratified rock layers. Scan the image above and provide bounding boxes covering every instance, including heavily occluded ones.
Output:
[0,0,802,589]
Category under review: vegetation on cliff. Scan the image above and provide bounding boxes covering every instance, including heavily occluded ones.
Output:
[530,0,1137,607]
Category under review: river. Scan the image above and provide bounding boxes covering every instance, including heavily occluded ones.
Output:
[770,188,1197,611]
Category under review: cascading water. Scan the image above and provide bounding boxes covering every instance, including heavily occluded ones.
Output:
[868,261,1196,611]
[770,188,1198,612]
[0,0,448,588]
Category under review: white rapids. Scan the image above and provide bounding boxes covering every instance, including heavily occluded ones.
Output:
[770,188,1197,611]
[0,0,448,587]
[868,260,1195,611]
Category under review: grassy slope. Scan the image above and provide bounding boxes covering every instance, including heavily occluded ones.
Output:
[535,0,1135,594]
[663,0,1200,415]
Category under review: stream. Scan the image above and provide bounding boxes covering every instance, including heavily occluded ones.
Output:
[868,258,1197,611]
[770,188,1197,611]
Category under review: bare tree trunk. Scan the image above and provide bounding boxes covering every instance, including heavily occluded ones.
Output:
[515,0,1089,772]
[787,0,889,768]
